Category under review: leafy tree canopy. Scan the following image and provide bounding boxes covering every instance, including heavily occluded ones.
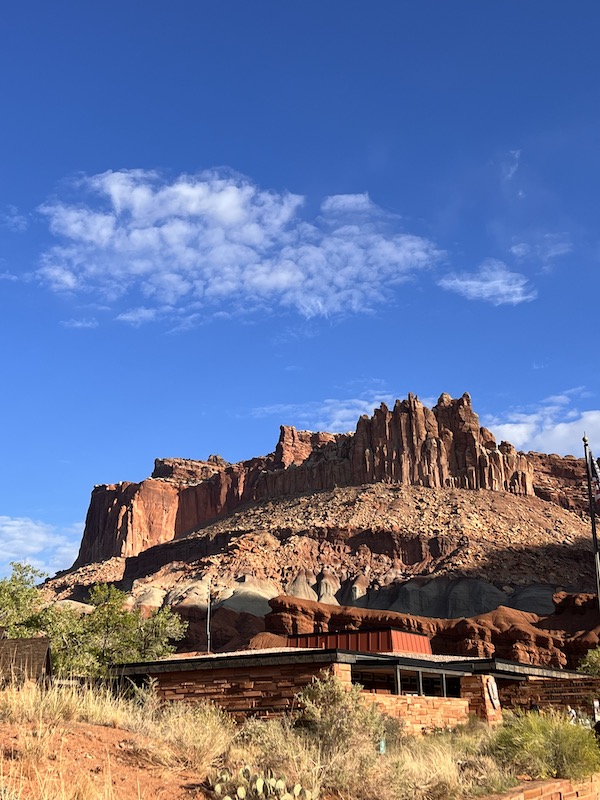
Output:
[0,563,187,676]
[0,562,45,634]
[578,647,600,677]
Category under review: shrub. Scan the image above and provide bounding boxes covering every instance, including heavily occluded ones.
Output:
[491,709,600,780]
[239,673,405,799]
[578,646,600,676]
[295,672,390,749]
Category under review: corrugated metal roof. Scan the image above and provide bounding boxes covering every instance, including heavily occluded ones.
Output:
[286,628,432,656]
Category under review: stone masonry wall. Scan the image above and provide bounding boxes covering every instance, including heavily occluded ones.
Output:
[364,692,470,735]
[153,659,473,734]
[461,675,503,725]
[154,660,350,717]
[498,677,600,718]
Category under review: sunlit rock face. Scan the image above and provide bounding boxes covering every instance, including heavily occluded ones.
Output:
[60,390,600,669]
[74,392,536,566]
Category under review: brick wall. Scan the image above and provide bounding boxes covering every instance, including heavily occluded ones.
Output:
[363,692,470,735]
[482,772,600,799]
[498,677,600,718]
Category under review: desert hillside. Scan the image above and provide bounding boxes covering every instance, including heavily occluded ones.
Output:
[47,393,599,666]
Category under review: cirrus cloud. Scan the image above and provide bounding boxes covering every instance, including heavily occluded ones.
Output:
[438,258,537,306]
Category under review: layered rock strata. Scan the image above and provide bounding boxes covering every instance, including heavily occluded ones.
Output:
[262,593,600,670]
[74,393,536,567]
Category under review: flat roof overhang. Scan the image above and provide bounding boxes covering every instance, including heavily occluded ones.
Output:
[109,648,585,682]
[110,648,473,679]
[465,658,583,682]
[111,648,360,677]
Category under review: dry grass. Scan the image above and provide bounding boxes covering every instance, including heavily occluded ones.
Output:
[1,678,599,800]
[233,679,518,800]
[237,715,514,800]
[0,746,117,800]
[0,679,235,777]
[393,732,512,799]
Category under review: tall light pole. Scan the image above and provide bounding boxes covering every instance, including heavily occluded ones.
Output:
[206,575,212,654]
[583,434,600,616]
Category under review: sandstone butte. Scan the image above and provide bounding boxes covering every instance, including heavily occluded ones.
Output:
[49,392,600,669]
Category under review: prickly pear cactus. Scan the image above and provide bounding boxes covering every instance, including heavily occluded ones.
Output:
[205,767,315,800]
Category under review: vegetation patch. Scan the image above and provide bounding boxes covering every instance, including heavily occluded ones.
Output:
[491,708,600,781]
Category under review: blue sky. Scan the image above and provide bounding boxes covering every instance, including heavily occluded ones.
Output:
[1,1,600,577]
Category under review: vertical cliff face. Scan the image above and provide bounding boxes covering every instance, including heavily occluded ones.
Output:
[77,480,181,565]
[73,392,536,568]
[349,393,532,494]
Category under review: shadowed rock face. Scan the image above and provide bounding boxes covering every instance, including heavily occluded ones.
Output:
[74,392,536,567]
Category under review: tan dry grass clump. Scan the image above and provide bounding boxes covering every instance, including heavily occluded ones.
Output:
[0,679,237,800]
[233,677,516,800]
[0,679,235,778]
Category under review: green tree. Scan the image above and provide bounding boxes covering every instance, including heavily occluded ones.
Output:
[84,583,138,672]
[0,562,46,635]
[35,603,99,675]
[0,564,187,676]
[51,583,188,676]
[133,605,188,661]
[578,647,600,676]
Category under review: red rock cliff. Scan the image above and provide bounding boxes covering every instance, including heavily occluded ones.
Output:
[73,393,536,567]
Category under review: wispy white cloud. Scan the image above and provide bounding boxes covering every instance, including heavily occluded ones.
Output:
[116,306,159,326]
[320,192,374,215]
[60,317,99,329]
[438,258,537,306]
[483,388,598,456]
[0,205,28,232]
[0,517,82,579]
[0,271,19,282]
[36,170,444,324]
[510,232,572,265]
[253,389,409,432]
[502,149,521,182]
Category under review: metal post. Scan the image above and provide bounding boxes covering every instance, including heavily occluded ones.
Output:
[394,665,402,695]
[583,435,600,616]
[442,672,447,698]
[206,575,212,654]
[417,670,423,696]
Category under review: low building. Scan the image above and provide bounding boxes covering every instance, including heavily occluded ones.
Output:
[111,627,599,734]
